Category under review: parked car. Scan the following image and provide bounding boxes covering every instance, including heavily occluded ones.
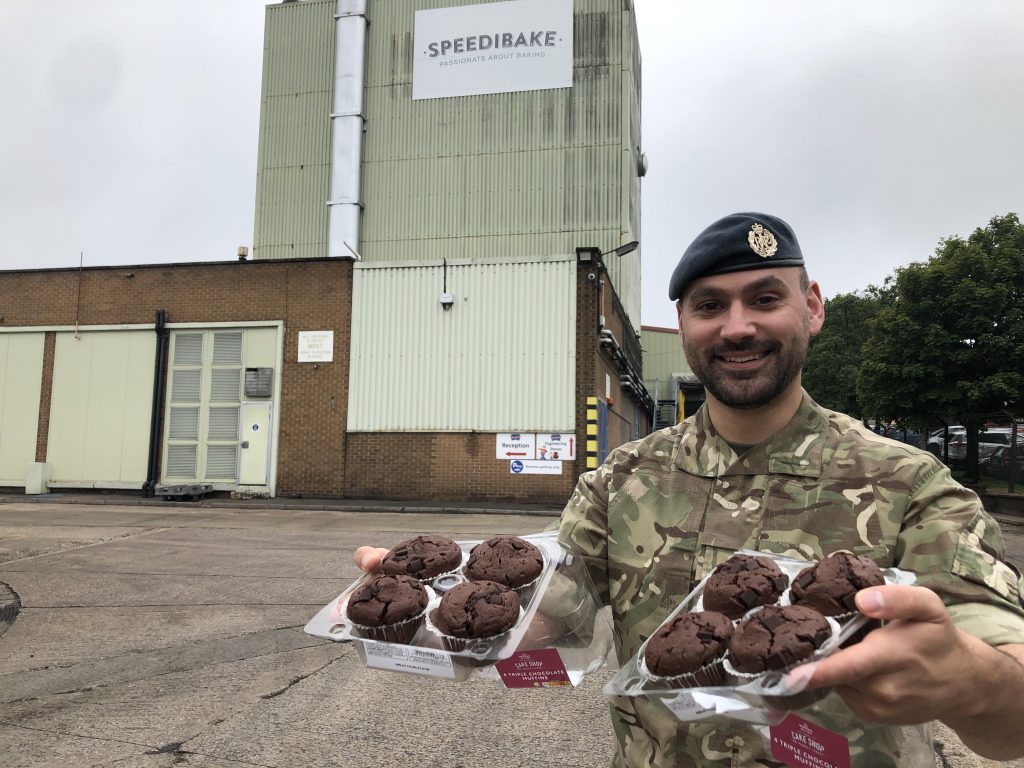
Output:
[927,426,965,459]
[927,426,1020,467]
[983,443,1024,480]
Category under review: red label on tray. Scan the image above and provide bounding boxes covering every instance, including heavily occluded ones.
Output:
[770,713,850,768]
[496,648,572,688]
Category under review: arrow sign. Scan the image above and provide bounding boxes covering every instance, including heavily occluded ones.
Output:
[496,433,536,460]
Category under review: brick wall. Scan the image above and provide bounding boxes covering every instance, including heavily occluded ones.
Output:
[0,259,351,496]
[1,255,649,503]
[344,432,575,505]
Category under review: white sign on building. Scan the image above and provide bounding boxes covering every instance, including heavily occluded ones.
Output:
[297,331,334,363]
[536,433,575,461]
[412,0,574,101]
[496,433,536,460]
[510,459,562,475]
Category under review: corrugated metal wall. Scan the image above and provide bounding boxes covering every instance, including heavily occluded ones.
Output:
[47,331,155,487]
[641,325,689,397]
[0,332,44,486]
[253,0,336,260]
[360,0,642,322]
[253,0,643,323]
[347,256,576,431]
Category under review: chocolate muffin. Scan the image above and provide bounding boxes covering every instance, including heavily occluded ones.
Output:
[727,604,831,674]
[643,610,734,685]
[380,535,463,581]
[702,553,789,619]
[433,580,520,640]
[789,551,885,616]
[464,536,544,590]
[345,574,428,643]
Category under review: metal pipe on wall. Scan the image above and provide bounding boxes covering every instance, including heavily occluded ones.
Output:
[143,309,169,497]
[328,0,368,259]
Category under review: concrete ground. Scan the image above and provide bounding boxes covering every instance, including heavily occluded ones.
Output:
[0,495,1022,768]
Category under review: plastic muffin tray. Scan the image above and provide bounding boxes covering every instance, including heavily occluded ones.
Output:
[304,531,613,685]
[603,549,916,723]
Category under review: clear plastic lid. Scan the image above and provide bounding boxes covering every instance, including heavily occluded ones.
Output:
[603,549,916,723]
[304,531,614,685]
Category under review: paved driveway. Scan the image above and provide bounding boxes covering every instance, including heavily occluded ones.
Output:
[1,500,1022,768]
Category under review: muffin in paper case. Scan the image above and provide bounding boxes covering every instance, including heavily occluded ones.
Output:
[602,549,917,722]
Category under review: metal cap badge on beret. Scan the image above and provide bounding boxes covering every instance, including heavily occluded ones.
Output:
[668,212,804,301]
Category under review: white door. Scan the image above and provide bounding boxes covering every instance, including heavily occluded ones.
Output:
[239,402,272,486]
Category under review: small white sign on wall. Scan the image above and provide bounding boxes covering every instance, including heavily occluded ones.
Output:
[496,433,536,460]
[510,459,562,475]
[298,331,334,363]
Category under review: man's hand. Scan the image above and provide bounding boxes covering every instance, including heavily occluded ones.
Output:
[791,584,1024,760]
[354,546,389,572]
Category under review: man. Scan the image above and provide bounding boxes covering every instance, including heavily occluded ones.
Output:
[357,213,1024,767]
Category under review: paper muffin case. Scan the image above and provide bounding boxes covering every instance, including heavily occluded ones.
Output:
[638,653,728,690]
[722,615,841,711]
[347,611,425,645]
[425,606,524,661]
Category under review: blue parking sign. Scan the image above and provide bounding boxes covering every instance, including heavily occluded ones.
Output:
[511,460,524,473]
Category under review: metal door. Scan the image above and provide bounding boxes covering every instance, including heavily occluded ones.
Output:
[239,402,272,486]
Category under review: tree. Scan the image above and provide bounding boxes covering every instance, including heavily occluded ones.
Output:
[857,213,1024,480]
[805,289,885,420]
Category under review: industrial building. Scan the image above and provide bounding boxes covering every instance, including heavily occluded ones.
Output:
[0,0,653,505]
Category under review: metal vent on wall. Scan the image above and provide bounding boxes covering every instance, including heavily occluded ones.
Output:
[244,368,273,398]
[205,445,238,480]
[166,444,197,478]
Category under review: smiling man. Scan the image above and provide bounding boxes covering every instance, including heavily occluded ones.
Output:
[554,212,1024,766]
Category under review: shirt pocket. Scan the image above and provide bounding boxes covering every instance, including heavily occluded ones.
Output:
[951,515,1024,604]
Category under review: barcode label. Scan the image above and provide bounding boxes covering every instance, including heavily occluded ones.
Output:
[362,641,456,679]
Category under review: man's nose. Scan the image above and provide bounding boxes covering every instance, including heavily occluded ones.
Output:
[720,304,756,341]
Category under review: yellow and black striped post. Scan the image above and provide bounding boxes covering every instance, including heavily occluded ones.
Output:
[586,396,599,469]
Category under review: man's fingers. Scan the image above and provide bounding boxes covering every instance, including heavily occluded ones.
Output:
[354,546,388,572]
[796,640,883,691]
[854,584,947,623]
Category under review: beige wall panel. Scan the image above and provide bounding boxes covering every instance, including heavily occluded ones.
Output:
[642,326,690,397]
[253,0,336,260]
[0,332,44,485]
[48,331,155,486]
[243,327,279,370]
[348,257,576,432]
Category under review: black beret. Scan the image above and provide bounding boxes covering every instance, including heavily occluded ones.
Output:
[668,212,804,301]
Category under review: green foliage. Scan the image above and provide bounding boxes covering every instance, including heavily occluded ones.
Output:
[856,213,1024,429]
[805,289,886,419]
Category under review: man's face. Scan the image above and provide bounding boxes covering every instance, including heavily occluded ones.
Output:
[676,267,824,410]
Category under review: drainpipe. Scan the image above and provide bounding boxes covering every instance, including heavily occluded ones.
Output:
[143,310,169,497]
[328,0,368,259]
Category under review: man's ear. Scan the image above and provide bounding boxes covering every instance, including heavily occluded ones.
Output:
[676,300,685,341]
[807,280,825,337]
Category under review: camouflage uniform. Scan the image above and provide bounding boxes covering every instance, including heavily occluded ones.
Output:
[558,392,1024,767]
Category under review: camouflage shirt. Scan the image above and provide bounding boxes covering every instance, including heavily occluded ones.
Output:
[558,392,1024,768]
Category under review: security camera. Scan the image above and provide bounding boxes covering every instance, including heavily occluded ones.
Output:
[440,292,455,311]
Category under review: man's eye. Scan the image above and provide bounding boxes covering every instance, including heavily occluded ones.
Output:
[695,302,721,313]
[753,295,780,307]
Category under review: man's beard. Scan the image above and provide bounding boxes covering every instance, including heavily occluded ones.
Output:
[683,325,809,410]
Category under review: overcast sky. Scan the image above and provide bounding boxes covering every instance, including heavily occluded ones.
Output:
[2,1,1022,329]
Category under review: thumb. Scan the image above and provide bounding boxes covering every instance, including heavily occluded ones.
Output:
[854,584,947,623]
[354,546,387,572]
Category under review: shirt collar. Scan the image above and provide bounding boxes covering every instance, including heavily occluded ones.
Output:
[674,390,829,478]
